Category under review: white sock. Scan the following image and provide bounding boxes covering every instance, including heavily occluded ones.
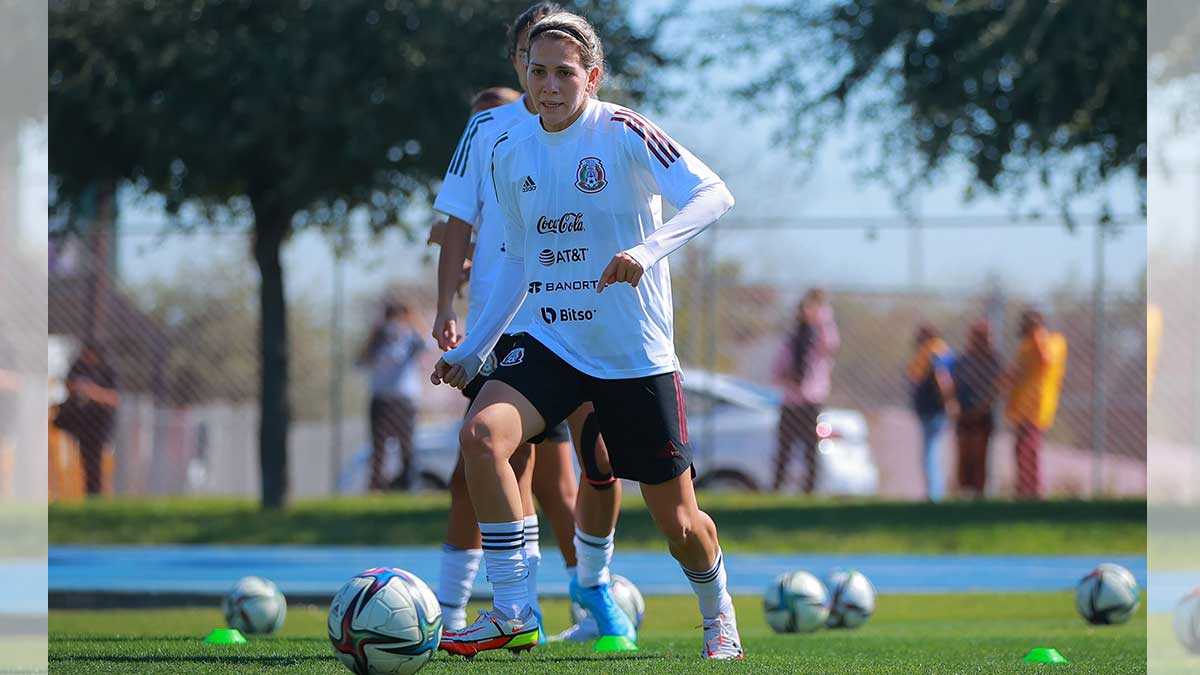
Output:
[480,521,529,620]
[437,544,483,630]
[574,527,613,587]
[523,515,542,620]
[565,565,577,582]
[682,550,734,620]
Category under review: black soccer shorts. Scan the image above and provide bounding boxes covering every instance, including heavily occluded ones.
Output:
[488,334,692,485]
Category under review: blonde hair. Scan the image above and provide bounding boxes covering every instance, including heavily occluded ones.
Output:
[527,12,606,91]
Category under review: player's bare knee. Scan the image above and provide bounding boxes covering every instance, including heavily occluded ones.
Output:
[458,419,505,464]
[658,510,694,545]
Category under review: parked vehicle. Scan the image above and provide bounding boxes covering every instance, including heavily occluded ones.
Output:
[681,368,879,495]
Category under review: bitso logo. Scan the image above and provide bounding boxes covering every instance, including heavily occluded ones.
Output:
[540,307,597,324]
[536,212,585,235]
[575,157,608,194]
[528,281,542,294]
[500,348,525,367]
[539,247,588,267]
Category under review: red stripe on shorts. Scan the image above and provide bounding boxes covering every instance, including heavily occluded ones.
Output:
[673,371,689,444]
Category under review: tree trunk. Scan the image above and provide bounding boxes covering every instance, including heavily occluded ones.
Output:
[252,210,290,510]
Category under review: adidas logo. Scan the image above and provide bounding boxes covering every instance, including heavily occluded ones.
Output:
[521,176,537,193]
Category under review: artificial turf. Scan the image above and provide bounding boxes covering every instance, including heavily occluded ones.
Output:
[49,592,1148,674]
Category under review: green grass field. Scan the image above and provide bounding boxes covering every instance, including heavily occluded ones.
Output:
[49,593,1146,674]
[1149,613,1200,675]
[49,494,1146,555]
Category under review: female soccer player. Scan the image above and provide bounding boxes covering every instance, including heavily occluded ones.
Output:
[430,2,632,649]
[432,11,744,660]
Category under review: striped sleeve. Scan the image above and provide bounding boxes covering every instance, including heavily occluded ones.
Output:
[432,110,495,227]
[609,107,721,210]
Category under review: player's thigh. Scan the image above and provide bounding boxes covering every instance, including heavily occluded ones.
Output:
[532,437,576,489]
[460,380,545,461]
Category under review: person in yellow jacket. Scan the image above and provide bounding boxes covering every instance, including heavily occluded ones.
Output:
[1005,310,1067,499]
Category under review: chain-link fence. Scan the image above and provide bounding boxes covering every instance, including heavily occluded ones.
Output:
[46,213,1147,500]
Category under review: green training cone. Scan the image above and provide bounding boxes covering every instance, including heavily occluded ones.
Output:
[594,635,639,652]
[1024,647,1069,664]
[204,628,247,645]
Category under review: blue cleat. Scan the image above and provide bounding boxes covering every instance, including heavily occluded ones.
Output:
[569,576,637,645]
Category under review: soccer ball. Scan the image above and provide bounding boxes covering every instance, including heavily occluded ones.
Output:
[763,571,829,634]
[1174,588,1200,654]
[569,574,646,629]
[328,567,442,675]
[825,569,876,629]
[1075,563,1140,625]
[222,576,287,635]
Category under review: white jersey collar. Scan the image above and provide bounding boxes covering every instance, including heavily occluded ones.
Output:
[536,97,597,145]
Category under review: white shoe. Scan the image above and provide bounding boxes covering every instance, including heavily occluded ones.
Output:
[550,616,600,642]
[440,607,539,657]
[701,612,745,660]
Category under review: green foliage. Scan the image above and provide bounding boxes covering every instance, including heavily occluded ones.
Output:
[50,593,1147,674]
[718,1,1146,206]
[48,0,671,227]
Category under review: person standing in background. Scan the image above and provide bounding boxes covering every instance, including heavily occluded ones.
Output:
[952,320,1001,498]
[770,288,839,493]
[1004,309,1068,499]
[55,343,120,496]
[907,323,957,502]
[358,301,425,491]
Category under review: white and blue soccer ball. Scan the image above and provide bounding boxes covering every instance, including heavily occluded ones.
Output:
[1174,588,1200,654]
[222,576,287,635]
[1075,563,1140,626]
[569,574,645,629]
[825,569,876,629]
[328,567,442,675]
[763,570,829,634]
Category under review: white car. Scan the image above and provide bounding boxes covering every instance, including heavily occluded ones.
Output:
[681,368,879,495]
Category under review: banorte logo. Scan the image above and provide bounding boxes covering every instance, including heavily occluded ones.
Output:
[536,212,585,235]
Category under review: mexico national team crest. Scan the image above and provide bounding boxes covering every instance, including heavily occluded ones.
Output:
[575,157,608,194]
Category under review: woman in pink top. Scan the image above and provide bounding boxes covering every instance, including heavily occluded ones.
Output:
[770,288,840,492]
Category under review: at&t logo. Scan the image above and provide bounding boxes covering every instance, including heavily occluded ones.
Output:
[538,247,588,267]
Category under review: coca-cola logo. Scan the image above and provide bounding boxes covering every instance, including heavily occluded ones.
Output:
[536,212,585,235]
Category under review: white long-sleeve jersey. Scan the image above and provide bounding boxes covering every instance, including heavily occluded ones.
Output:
[445,98,734,380]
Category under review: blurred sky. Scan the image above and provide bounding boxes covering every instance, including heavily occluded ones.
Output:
[28,1,1148,305]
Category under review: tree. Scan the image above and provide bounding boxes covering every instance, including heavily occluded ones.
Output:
[714,1,1145,211]
[49,0,671,508]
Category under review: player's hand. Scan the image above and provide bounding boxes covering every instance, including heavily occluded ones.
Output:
[432,309,461,351]
[597,252,644,293]
[430,357,469,389]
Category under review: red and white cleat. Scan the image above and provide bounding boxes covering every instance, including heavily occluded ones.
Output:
[701,612,745,660]
[439,607,540,657]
